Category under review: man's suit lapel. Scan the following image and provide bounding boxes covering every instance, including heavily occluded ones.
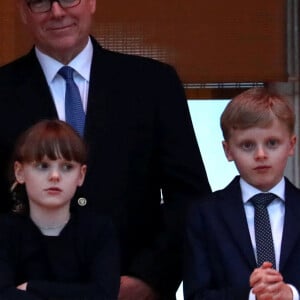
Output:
[17,49,58,119]
[84,39,113,141]
[280,179,300,270]
[218,176,257,269]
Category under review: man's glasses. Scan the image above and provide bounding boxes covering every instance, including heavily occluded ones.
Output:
[26,0,81,13]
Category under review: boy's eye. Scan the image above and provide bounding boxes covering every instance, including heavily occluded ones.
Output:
[267,139,279,148]
[241,142,254,151]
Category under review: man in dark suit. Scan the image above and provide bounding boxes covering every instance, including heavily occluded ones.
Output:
[0,0,211,299]
[184,88,299,300]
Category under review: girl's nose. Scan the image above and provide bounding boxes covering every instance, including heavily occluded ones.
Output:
[49,168,60,182]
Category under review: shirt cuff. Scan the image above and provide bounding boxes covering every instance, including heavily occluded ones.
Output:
[249,288,256,300]
[288,284,299,300]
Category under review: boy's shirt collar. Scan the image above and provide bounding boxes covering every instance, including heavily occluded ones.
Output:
[240,177,285,204]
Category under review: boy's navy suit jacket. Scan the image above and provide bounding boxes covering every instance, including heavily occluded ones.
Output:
[184,176,300,300]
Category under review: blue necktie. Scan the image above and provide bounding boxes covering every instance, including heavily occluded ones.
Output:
[250,193,277,268]
[58,66,85,136]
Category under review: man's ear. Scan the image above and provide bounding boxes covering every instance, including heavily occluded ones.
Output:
[88,0,97,14]
[14,161,25,184]
[17,0,29,25]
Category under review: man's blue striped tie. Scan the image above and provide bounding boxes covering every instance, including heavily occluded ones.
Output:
[58,66,85,136]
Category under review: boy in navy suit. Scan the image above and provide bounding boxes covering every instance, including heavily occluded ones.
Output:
[184,87,300,300]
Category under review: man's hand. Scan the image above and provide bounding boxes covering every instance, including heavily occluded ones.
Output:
[250,262,292,300]
[118,276,159,300]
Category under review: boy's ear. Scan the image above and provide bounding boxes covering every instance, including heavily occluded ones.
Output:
[222,141,234,161]
[14,161,25,184]
[288,134,297,156]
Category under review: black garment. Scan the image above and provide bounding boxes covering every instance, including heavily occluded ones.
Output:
[0,211,120,300]
[0,36,211,299]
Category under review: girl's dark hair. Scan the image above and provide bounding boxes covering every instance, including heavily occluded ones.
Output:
[13,119,87,164]
[11,119,87,214]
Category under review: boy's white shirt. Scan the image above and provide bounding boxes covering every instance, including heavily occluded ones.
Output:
[240,177,299,300]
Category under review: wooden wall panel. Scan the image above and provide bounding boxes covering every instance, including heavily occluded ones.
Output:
[0,3,32,64]
[0,1,286,84]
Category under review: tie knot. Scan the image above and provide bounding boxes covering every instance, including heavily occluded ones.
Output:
[58,66,74,80]
[250,193,277,208]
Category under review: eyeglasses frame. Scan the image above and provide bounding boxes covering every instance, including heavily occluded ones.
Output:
[26,0,81,13]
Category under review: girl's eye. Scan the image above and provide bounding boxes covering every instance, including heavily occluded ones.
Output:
[34,162,49,169]
[61,163,74,171]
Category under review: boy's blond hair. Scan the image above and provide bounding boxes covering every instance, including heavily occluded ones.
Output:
[221,87,295,140]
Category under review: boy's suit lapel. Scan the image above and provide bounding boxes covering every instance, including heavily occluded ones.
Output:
[280,179,300,271]
[218,176,257,270]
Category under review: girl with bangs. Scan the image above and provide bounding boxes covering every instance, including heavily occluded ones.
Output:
[0,120,119,300]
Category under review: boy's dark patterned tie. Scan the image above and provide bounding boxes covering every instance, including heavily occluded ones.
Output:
[58,66,85,136]
[250,193,277,268]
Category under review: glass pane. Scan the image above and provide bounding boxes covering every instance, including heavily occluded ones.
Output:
[188,99,238,192]
[176,99,239,300]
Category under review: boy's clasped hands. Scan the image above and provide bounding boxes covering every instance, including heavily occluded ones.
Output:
[250,262,292,300]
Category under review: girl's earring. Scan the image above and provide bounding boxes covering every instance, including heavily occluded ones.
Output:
[16,177,25,184]
[10,181,26,214]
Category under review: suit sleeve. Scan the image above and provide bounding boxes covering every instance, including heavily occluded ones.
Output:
[127,62,211,298]
[183,204,250,300]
